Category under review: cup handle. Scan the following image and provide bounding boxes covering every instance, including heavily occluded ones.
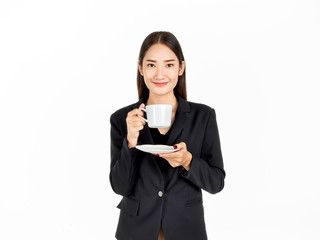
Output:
[138,108,148,122]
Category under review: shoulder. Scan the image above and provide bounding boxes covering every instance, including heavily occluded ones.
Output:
[185,100,218,128]
[187,100,216,115]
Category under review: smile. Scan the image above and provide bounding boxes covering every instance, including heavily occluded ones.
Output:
[153,82,168,87]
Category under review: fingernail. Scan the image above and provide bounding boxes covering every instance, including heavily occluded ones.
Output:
[173,145,177,149]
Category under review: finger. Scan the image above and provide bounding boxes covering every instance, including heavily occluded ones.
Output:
[127,112,146,125]
[173,142,186,150]
[128,108,145,117]
[137,103,146,116]
[166,160,180,168]
[127,121,145,131]
[131,125,144,131]
[133,116,147,125]
[132,122,144,128]
[158,151,181,159]
[139,103,146,109]
[130,110,144,118]
[131,117,146,125]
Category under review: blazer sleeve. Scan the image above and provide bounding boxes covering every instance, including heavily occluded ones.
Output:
[180,108,226,194]
[109,113,140,196]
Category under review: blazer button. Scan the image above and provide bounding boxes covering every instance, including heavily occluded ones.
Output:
[158,191,163,198]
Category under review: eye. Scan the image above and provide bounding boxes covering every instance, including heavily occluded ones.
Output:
[147,63,155,67]
[167,64,173,67]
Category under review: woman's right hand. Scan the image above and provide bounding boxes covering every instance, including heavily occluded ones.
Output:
[126,103,146,148]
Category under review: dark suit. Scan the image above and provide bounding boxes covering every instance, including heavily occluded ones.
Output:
[110,94,225,240]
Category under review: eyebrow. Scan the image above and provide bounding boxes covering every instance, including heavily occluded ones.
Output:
[145,59,176,62]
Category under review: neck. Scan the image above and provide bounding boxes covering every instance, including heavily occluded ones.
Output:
[146,91,178,112]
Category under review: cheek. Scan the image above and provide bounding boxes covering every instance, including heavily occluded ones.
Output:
[169,72,179,84]
[170,69,180,80]
[143,70,155,81]
[143,78,151,89]
[143,73,154,88]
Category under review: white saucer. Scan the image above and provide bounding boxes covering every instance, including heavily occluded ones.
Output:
[135,144,180,154]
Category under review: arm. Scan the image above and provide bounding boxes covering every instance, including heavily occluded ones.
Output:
[180,108,226,194]
[109,113,140,196]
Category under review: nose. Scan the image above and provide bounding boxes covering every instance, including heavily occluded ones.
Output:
[155,67,165,80]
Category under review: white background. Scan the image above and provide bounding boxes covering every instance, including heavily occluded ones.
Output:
[1,0,319,239]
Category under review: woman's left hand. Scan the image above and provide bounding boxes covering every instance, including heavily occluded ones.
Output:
[156,142,192,171]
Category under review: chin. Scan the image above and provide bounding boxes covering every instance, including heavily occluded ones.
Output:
[150,89,173,96]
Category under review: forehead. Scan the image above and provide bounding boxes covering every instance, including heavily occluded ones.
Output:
[144,44,178,61]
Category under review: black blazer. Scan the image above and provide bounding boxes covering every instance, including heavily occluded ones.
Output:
[110,94,225,240]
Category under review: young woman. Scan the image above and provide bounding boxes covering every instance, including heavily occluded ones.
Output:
[110,31,225,240]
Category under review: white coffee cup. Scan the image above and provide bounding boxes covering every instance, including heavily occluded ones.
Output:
[138,104,172,128]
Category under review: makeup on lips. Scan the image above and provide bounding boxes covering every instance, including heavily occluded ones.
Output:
[153,82,168,87]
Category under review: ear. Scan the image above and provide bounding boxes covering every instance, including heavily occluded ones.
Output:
[179,61,185,76]
[138,60,143,76]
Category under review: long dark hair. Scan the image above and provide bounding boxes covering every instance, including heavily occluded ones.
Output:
[137,31,187,100]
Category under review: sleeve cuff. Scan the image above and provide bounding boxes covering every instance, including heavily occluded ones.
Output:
[180,166,189,176]
[122,137,139,158]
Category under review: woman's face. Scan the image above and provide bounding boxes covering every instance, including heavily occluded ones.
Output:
[138,43,185,97]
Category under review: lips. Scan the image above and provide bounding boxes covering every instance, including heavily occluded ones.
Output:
[153,82,168,87]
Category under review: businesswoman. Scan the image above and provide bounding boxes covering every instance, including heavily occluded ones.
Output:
[110,31,225,240]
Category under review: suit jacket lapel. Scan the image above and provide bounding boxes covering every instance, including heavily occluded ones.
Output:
[167,94,190,146]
